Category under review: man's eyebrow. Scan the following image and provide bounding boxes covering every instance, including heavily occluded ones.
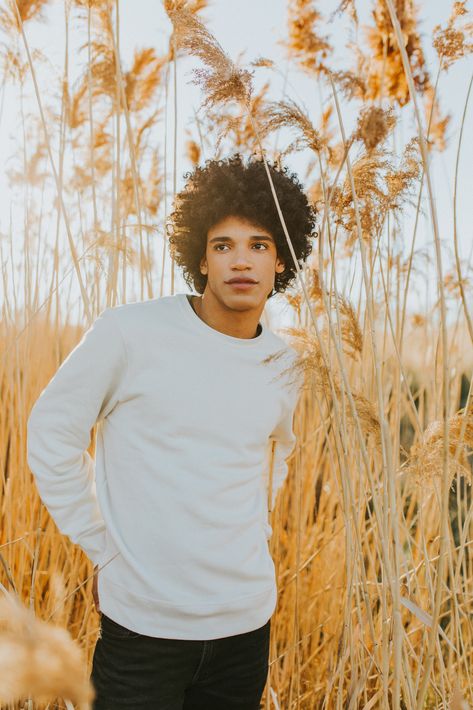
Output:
[208,235,274,244]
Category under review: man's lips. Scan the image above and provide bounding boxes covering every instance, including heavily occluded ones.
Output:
[225,278,258,284]
[225,277,257,291]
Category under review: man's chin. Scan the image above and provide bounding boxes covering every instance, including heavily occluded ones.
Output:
[220,293,264,312]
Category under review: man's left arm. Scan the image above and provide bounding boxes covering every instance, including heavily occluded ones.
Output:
[267,394,299,512]
[261,348,303,539]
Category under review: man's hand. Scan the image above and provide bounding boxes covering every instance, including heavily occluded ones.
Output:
[92,564,101,613]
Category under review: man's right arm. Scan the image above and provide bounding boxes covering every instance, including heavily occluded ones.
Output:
[27,307,128,567]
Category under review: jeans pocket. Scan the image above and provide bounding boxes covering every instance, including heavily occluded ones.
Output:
[100,613,142,640]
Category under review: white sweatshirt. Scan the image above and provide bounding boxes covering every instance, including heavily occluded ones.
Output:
[27,293,303,640]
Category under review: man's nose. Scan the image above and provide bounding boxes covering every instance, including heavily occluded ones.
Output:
[231,250,252,267]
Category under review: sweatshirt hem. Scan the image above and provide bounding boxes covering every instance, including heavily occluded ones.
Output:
[98,575,277,640]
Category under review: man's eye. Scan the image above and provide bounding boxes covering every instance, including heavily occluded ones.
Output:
[213,243,268,251]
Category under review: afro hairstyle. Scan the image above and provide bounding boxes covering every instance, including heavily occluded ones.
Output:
[166,152,317,298]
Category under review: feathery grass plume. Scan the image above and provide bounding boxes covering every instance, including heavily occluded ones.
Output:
[305,265,363,359]
[338,297,363,359]
[47,570,68,625]
[123,47,166,113]
[296,105,337,172]
[164,0,208,18]
[71,119,113,188]
[384,136,421,208]
[320,104,335,144]
[354,105,396,152]
[269,325,380,446]
[89,39,116,103]
[258,97,324,156]
[75,2,119,108]
[74,31,163,149]
[0,591,93,707]
[403,408,473,487]
[164,1,253,109]
[73,0,113,8]
[450,680,471,710]
[142,150,163,217]
[1,48,29,83]
[8,140,47,186]
[284,0,332,74]
[163,0,208,64]
[424,85,450,152]
[332,136,421,252]
[67,80,89,131]
[207,82,270,154]
[120,148,163,219]
[331,147,392,249]
[361,0,429,106]
[284,292,303,319]
[411,313,426,328]
[307,177,323,206]
[135,109,162,155]
[121,168,142,219]
[92,229,140,268]
[443,269,469,296]
[251,56,274,68]
[329,69,367,101]
[433,1,473,70]
[94,125,114,169]
[333,0,358,24]
[0,8,47,87]
[186,138,201,165]
[0,0,50,32]
[307,264,324,302]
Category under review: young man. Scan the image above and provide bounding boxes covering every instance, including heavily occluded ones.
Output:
[27,153,316,709]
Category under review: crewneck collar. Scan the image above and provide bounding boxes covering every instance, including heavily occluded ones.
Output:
[178,293,270,347]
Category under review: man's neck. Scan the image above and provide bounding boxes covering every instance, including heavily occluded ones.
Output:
[189,295,262,339]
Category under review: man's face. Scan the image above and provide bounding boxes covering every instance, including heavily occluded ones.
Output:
[199,215,286,311]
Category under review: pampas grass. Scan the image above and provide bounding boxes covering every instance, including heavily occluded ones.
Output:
[0,591,93,708]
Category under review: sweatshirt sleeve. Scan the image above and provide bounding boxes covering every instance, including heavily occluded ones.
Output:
[267,399,298,511]
[26,307,127,566]
[262,356,303,539]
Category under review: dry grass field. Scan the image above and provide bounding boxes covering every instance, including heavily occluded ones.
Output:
[0,0,473,708]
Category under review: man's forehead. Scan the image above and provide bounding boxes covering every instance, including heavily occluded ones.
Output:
[208,234,275,243]
[207,218,274,241]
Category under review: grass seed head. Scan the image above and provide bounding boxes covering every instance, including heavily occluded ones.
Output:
[0,592,93,706]
[165,2,253,109]
[0,0,50,32]
[404,409,473,487]
[433,1,473,70]
[285,0,332,74]
[259,98,324,154]
[354,105,396,152]
[362,0,430,106]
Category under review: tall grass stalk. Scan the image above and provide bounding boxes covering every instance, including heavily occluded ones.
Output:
[107,1,147,302]
[12,0,93,324]
[453,72,473,344]
[383,3,451,708]
[328,73,402,710]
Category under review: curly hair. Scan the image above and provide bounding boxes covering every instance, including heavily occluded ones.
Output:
[166,152,317,298]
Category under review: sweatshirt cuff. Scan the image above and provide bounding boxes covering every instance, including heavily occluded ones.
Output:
[76,526,107,567]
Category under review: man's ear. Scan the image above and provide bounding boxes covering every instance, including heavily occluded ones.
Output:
[275,256,285,274]
[200,254,208,275]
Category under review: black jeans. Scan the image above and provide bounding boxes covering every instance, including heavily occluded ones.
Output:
[90,612,271,709]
